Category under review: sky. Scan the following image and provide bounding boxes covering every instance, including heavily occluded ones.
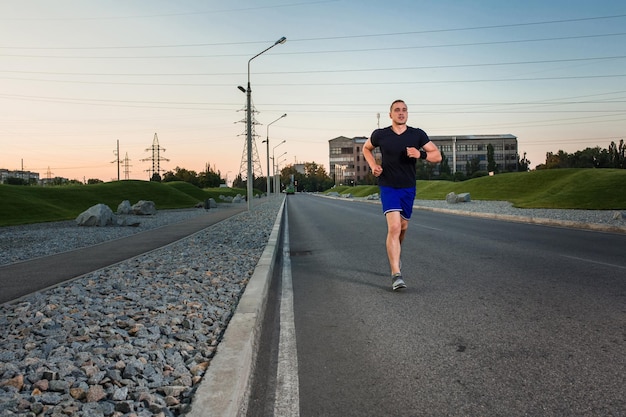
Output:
[1,0,625,183]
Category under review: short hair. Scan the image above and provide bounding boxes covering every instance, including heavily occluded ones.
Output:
[390,99,406,112]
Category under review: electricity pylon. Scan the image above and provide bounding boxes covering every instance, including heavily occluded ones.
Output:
[122,152,132,180]
[237,101,263,182]
[141,133,169,180]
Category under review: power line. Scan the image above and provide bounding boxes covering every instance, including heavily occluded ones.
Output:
[3,32,625,59]
[0,1,339,21]
[2,91,625,112]
[1,13,624,49]
[2,55,625,77]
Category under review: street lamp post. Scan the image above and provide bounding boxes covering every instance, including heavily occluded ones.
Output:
[238,36,286,210]
[263,113,286,196]
[271,139,286,195]
[275,152,287,194]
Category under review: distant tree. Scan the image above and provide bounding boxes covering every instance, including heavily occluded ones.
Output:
[253,176,266,193]
[540,141,626,170]
[453,171,467,182]
[487,144,498,173]
[87,178,103,184]
[6,177,28,185]
[517,152,531,172]
[297,162,333,191]
[438,150,452,178]
[415,159,436,180]
[608,139,626,168]
[541,150,570,169]
[198,162,222,188]
[570,147,600,168]
[280,165,299,191]
[466,157,481,176]
[232,173,244,189]
[162,167,199,186]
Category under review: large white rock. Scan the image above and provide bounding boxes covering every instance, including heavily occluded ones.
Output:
[131,200,157,215]
[75,204,115,227]
[117,200,132,214]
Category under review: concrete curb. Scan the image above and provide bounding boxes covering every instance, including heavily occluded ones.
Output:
[413,205,626,234]
[187,197,286,417]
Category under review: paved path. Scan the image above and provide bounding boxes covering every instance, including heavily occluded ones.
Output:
[0,206,245,305]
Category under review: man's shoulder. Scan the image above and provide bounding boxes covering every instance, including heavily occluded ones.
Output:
[371,126,392,143]
[407,126,427,135]
[372,126,392,135]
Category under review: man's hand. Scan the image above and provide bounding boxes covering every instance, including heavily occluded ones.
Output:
[406,147,420,158]
[372,165,383,177]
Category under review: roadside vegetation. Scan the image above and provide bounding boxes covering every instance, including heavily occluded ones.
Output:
[2,169,624,227]
[328,168,626,210]
[0,181,255,227]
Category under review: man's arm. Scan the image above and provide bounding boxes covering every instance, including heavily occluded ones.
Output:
[406,141,442,163]
[363,138,382,177]
[422,141,442,163]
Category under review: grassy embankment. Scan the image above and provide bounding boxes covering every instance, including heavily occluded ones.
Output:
[1,169,624,227]
[329,168,626,210]
[0,180,255,227]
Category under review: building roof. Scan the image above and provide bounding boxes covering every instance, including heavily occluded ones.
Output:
[430,134,517,140]
[329,136,368,144]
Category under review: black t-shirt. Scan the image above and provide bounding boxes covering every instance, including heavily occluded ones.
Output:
[370,126,430,188]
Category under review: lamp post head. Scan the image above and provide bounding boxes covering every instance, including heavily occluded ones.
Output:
[276,36,287,45]
[237,85,246,93]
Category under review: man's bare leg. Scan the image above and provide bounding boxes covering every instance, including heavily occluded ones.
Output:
[386,212,408,275]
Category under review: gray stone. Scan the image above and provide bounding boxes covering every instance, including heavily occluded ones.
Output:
[117,200,132,215]
[116,217,141,227]
[132,200,157,215]
[48,379,69,392]
[446,192,458,204]
[367,193,380,200]
[446,192,471,204]
[203,198,217,210]
[112,386,128,401]
[75,204,115,227]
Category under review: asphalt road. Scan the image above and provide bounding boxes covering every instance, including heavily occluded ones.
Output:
[266,194,625,417]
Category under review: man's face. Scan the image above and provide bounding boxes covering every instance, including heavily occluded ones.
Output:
[390,101,408,125]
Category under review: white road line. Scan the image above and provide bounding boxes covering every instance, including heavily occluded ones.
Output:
[274,209,300,416]
[560,254,626,270]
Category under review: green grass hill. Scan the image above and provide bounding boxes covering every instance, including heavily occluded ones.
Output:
[0,180,251,227]
[2,169,624,227]
[329,168,626,210]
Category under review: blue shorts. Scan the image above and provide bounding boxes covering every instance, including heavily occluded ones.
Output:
[380,186,416,220]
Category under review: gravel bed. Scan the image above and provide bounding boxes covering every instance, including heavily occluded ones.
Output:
[0,199,283,417]
[0,209,211,267]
